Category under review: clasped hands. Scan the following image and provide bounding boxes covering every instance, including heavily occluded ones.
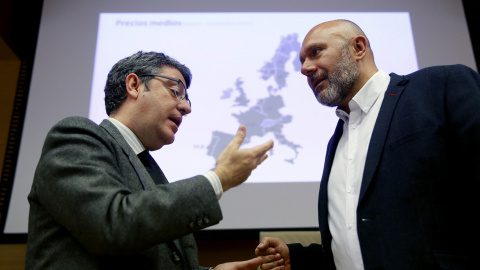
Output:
[211,237,289,270]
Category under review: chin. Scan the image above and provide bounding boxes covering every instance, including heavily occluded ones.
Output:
[159,128,176,145]
[151,136,174,151]
[165,135,175,145]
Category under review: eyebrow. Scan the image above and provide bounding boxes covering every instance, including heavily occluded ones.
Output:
[156,75,182,87]
[299,42,326,63]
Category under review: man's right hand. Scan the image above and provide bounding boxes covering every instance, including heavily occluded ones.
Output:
[213,125,274,192]
[256,237,291,270]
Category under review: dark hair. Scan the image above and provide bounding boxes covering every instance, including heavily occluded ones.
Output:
[104,51,192,115]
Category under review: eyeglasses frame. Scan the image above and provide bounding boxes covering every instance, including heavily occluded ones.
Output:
[137,73,191,107]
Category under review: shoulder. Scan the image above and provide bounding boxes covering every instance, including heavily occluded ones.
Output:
[389,64,480,88]
[48,116,108,136]
[53,116,98,129]
[38,117,124,169]
[45,116,113,146]
[400,64,478,78]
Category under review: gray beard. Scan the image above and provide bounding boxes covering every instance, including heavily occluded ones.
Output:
[316,47,360,107]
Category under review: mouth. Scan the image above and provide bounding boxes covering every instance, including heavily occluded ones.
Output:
[169,116,182,129]
[310,75,327,94]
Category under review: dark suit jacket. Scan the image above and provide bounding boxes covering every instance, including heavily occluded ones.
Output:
[26,117,222,269]
[288,65,480,269]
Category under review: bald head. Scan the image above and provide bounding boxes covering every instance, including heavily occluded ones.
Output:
[299,19,379,112]
[304,19,371,53]
[316,20,368,44]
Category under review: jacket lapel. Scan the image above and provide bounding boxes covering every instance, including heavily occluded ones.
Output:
[322,120,344,184]
[358,73,408,202]
[100,120,190,266]
[99,119,154,190]
[318,119,344,234]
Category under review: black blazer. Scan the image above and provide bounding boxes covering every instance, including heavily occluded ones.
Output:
[289,65,480,269]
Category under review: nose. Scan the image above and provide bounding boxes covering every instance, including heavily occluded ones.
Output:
[301,59,316,76]
[178,99,191,115]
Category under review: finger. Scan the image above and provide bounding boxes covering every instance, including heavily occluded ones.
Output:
[261,246,278,256]
[267,247,278,255]
[262,266,285,270]
[257,237,274,249]
[228,125,247,150]
[259,254,280,264]
[256,240,268,252]
[255,247,267,256]
[251,140,274,157]
[241,257,263,269]
[258,153,269,165]
[256,237,281,256]
[259,259,285,270]
[256,245,276,256]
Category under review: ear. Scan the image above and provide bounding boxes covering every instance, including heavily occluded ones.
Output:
[351,36,368,61]
[125,73,141,99]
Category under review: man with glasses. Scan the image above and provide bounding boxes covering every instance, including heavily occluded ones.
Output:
[26,51,277,269]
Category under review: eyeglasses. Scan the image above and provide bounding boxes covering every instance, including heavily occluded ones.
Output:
[137,74,191,107]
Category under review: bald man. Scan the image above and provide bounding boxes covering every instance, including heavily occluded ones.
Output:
[256,19,479,270]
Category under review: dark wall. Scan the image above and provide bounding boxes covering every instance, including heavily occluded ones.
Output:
[463,0,480,68]
[0,1,43,62]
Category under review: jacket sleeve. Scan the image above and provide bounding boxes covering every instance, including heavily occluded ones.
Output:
[287,242,332,269]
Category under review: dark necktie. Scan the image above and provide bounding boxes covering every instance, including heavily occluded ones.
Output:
[137,150,167,185]
[136,150,186,266]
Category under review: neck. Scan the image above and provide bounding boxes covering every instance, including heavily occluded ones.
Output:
[338,68,379,114]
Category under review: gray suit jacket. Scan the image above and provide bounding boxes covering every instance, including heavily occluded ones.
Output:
[26,117,222,269]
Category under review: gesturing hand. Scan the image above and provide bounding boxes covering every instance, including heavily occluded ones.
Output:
[213,125,274,192]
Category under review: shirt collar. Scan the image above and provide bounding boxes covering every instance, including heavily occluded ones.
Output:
[336,70,390,122]
[107,118,145,155]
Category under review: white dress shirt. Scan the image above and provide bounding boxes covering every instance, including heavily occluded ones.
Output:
[107,118,223,199]
[327,70,390,270]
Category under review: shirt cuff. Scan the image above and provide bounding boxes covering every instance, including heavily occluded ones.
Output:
[203,171,223,200]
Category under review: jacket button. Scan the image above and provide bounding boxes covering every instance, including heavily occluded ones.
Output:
[203,216,210,224]
[172,252,181,262]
